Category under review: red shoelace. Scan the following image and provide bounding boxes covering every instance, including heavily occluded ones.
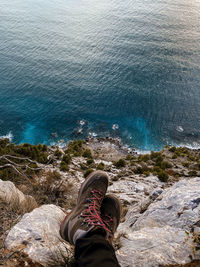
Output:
[101,214,113,232]
[81,189,111,232]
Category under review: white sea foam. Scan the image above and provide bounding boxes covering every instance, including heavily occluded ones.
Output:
[79,120,86,126]
[49,140,67,148]
[176,142,200,150]
[50,141,56,146]
[0,131,13,141]
[135,141,200,154]
[57,140,67,148]
[176,126,184,132]
[89,132,97,137]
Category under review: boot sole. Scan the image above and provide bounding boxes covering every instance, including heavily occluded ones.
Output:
[60,171,109,243]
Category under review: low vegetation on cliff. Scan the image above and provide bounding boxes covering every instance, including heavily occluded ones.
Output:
[0,138,200,266]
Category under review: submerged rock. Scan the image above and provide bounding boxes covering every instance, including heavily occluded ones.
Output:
[117,177,200,266]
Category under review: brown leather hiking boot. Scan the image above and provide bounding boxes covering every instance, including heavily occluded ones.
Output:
[60,171,109,245]
[100,194,122,244]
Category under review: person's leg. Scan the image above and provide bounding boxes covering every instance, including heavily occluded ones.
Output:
[60,171,121,267]
[74,229,120,267]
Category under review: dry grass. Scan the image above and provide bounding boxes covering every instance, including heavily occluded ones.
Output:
[9,193,38,215]
[0,249,43,267]
[47,243,74,267]
[0,201,22,265]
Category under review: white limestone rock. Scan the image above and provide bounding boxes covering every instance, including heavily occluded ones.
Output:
[108,175,162,205]
[117,226,194,267]
[5,204,72,266]
[0,179,37,212]
[132,177,200,231]
[117,178,200,266]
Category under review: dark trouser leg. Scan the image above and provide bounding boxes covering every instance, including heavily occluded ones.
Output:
[74,229,121,267]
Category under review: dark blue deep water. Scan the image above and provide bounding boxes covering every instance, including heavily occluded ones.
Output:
[0,0,200,150]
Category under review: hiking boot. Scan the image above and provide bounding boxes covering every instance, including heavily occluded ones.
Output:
[60,171,109,245]
[100,194,122,244]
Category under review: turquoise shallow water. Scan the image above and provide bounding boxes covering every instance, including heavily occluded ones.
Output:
[0,0,200,150]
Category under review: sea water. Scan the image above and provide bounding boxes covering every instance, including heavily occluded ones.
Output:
[0,0,200,151]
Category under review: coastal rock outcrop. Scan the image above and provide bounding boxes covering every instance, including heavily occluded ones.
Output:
[2,140,200,266]
[5,177,200,267]
[108,174,162,205]
[5,205,72,266]
[116,177,200,267]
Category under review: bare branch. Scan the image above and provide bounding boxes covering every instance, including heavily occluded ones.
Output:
[0,155,36,163]
[0,164,32,184]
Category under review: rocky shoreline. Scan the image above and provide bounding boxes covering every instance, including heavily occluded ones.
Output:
[0,137,200,266]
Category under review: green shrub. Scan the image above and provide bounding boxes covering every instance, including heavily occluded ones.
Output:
[26,162,39,175]
[188,155,196,161]
[60,161,69,172]
[29,162,38,169]
[54,149,62,158]
[175,151,181,157]
[87,158,94,165]
[82,149,92,159]
[125,154,132,160]
[62,154,71,164]
[134,167,143,174]
[0,169,9,181]
[42,144,48,151]
[161,161,173,169]
[114,159,126,168]
[0,140,52,182]
[84,168,94,178]
[153,166,162,173]
[37,144,47,152]
[66,140,83,156]
[14,143,48,163]
[172,154,177,159]
[169,146,176,152]
[150,151,162,159]
[143,171,150,177]
[26,168,35,175]
[174,147,189,156]
[97,162,105,170]
[138,154,150,162]
[183,162,189,168]
[0,138,10,148]
[197,162,200,170]
[188,170,197,177]
[155,155,164,166]
[80,163,87,170]
[38,153,48,164]
[158,171,169,182]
